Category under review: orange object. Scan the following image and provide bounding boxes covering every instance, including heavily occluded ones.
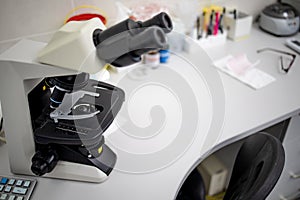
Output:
[66,13,107,25]
[63,5,108,25]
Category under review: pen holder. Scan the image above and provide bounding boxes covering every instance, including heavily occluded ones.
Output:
[197,31,227,49]
[224,12,253,41]
[184,30,227,53]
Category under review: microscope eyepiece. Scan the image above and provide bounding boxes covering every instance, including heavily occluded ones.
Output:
[141,12,173,33]
[94,12,173,67]
[93,12,173,47]
[129,27,167,57]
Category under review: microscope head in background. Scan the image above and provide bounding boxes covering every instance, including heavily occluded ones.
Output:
[38,11,173,110]
[38,12,173,74]
[38,11,173,117]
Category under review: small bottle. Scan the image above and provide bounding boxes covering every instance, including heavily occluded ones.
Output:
[159,45,170,64]
[144,50,160,68]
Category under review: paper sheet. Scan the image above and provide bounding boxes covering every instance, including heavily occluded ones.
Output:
[213,55,275,89]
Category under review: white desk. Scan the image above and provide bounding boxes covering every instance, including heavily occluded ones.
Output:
[0,26,300,200]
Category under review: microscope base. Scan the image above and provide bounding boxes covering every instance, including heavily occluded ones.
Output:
[44,161,108,183]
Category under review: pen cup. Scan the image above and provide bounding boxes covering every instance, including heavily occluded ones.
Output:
[196,31,227,49]
[224,12,253,41]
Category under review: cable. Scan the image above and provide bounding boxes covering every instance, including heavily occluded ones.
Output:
[0,135,5,143]
[0,118,6,144]
[0,117,3,131]
[0,131,5,144]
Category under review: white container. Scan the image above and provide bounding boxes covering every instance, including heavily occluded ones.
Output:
[197,155,228,196]
[144,51,160,68]
[224,12,253,41]
[197,31,227,49]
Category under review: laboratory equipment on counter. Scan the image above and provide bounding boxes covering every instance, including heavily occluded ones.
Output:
[0,12,172,183]
[286,38,300,53]
[282,0,300,18]
[259,3,300,36]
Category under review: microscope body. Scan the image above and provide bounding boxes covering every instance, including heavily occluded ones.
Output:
[0,40,112,182]
[0,13,172,182]
[0,39,126,182]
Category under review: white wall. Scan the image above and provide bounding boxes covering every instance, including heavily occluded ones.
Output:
[199,0,277,16]
[0,0,118,54]
[0,0,277,55]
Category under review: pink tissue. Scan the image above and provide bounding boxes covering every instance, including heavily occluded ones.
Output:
[226,54,253,75]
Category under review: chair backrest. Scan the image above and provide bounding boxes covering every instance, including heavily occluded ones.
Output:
[176,169,206,200]
[223,132,285,200]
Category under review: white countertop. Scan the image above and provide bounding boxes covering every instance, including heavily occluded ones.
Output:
[1,26,300,200]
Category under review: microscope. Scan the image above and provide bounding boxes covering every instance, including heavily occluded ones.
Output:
[0,12,172,182]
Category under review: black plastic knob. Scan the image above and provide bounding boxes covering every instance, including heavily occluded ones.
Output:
[31,148,59,176]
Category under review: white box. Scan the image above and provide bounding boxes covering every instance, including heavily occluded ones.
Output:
[197,155,228,196]
[197,31,227,49]
[224,12,253,41]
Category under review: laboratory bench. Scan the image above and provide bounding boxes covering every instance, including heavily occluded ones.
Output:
[0,25,300,200]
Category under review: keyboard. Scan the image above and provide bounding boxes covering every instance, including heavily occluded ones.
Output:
[0,176,36,200]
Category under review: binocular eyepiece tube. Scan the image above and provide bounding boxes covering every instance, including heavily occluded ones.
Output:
[94,12,173,46]
[94,12,173,67]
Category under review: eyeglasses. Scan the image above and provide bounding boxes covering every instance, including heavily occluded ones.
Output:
[257,48,296,73]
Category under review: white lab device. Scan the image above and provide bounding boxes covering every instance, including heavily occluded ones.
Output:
[286,38,300,53]
[259,3,300,36]
[0,13,172,182]
[38,18,106,74]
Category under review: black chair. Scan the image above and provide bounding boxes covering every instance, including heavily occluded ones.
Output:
[176,168,206,200]
[176,132,285,200]
[223,132,285,200]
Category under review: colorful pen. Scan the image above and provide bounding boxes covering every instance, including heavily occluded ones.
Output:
[196,16,201,39]
[203,11,208,35]
[218,7,226,34]
[201,11,206,38]
[207,10,214,37]
[213,11,220,35]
